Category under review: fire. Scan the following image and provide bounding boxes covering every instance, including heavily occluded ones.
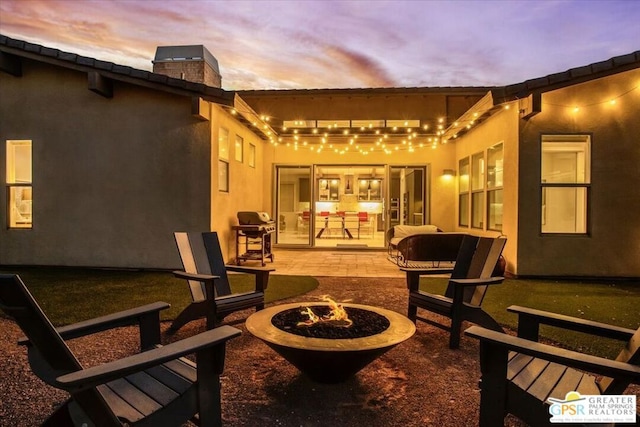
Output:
[297,295,353,328]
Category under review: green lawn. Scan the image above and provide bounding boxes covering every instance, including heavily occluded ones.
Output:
[419,277,640,358]
[0,267,318,325]
[2,267,637,359]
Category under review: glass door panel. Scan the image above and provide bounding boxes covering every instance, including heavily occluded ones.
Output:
[314,165,385,249]
[275,166,312,246]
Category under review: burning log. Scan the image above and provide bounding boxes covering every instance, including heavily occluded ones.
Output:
[297,295,353,328]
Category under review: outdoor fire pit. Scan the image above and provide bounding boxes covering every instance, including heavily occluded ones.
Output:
[246,299,416,383]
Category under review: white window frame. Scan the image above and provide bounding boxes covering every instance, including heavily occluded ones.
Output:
[471,151,484,229]
[458,157,470,227]
[541,135,591,234]
[235,135,243,162]
[487,143,504,231]
[249,143,256,168]
[6,140,33,229]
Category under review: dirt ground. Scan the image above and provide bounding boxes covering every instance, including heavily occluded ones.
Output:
[2,276,625,427]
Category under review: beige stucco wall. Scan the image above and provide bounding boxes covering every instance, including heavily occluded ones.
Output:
[516,69,640,277]
[0,60,212,268]
[453,106,520,275]
[208,106,273,258]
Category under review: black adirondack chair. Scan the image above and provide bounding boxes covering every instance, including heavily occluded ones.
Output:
[170,231,274,332]
[403,235,507,348]
[0,273,241,427]
[466,305,640,426]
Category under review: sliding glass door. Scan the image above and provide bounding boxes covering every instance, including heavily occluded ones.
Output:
[388,166,427,229]
[275,166,312,246]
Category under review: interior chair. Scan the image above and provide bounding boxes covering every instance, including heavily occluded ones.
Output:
[357,212,373,238]
[170,231,274,333]
[404,235,507,348]
[315,211,330,238]
[0,273,241,427]
[466,305,640,427]
[327,213,345,238]
[343,213,359,239]
[297,211,310,235]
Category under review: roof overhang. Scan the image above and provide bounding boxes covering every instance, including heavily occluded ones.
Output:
[0,35,235,106]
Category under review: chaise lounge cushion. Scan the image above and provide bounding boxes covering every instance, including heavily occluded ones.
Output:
[389,224,440,248]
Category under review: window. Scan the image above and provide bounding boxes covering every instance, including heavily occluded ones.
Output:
[218,128,229,160]
[249,143,256,168]
[218,128,229,192]
[218,160,229,192]
[6,140,32,228]
[487,143,503,231]
[458,157,469,227]
[471,152,484,228]
[541,135,590,234]
[235,135,243,162]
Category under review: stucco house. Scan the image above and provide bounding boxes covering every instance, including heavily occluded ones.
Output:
[1,34,638,278]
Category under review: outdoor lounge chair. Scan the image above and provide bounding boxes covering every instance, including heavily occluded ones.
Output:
[0,273,241,427]
[465,305,640,426]
[171,231,274,332]
[404,235,507,349]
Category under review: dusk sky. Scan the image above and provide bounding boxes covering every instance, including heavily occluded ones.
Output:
[1,0,639,90]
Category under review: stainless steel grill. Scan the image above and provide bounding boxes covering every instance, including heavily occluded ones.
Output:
[233,211,275,265]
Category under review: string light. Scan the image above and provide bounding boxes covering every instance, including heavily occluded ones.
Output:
[543,83,638,112]
[229,82,637,157]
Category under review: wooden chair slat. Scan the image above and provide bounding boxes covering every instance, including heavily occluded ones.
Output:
[158,358,198,384]
[97,384,145,423]
[174,232,207,302]
[526,362,567,401]
[507,353,534,381]
[548,368,585,401]
[511,357,549,390]
[107,378,163,416]
[575,374,601,395]
[145,364,193,394]
[125,371,179,406]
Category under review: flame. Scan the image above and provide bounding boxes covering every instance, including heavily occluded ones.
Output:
[297,295,353,327]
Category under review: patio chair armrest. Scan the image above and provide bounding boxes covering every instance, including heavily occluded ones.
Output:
[399,267,455,275]
[449,277,504,287]
[172,270,220,283]
[401,268,455,292]
[225,265,275,274]
[507,305,636,342]
[19,302,170,347]
[465,326,640,380]
[225,265,273,292]
[55,325,242,392]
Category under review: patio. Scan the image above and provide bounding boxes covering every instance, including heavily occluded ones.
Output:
[262,248,406,278]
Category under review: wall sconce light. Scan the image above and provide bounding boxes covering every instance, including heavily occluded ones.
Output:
[442,169,456,178]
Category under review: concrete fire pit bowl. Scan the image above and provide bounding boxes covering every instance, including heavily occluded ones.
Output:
[246,302,416,383]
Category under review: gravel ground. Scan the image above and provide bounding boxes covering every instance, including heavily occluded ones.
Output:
[1,277,636,426]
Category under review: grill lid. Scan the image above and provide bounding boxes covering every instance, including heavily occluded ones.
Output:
[238,211,273,225]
